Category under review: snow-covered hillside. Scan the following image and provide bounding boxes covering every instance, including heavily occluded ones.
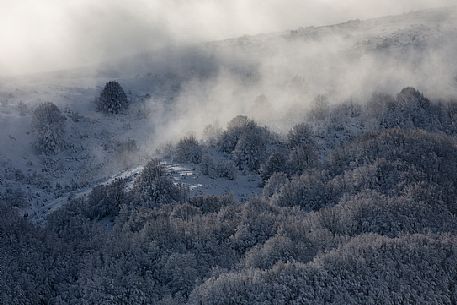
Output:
[1,6,457,221]
[4,5,457,305]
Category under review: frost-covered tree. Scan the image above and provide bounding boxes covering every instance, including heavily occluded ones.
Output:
[32,102,66,154]
[377,87,442,130]
[233,129,268,171]
[230,199,278,252]
[287,144,318,175]
[160,252,199,296]
[175,136,202,164]
[287,123,314,148]
[201,155,237,180]
[85,178,128,220]
[260,152,287,183]
[217,116,273,172]
[262,172,289,198]
[189,234,457,305]
[218,115,254,153]
[96,81,129,114]
[202,123,223,147]
[244,234,295,269]
[132,159,188,206]
[7,85,457,305]
[271,171,332,211]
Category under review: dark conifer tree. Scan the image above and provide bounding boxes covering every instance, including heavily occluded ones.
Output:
[96,81,129,114]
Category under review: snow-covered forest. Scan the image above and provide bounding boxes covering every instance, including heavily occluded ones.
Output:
[2,3,457,305]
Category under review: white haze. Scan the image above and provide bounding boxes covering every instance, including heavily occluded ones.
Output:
[149,8,457,143]
[1,0,457,154]
[0,0,455,76]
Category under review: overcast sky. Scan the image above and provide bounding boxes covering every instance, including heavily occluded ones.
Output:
[0,0,454,76]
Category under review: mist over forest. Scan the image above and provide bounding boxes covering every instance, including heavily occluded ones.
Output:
[1,1,457,304]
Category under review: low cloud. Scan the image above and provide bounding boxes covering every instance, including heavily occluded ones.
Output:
[0,0,455,76]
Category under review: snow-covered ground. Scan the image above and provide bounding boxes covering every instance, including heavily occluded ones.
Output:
[31,160,261,222]
[0,72,265,222]
[165,162,261,200]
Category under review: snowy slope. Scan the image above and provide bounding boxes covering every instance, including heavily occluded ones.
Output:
[33,160,261,221]
[1,7,456,221]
